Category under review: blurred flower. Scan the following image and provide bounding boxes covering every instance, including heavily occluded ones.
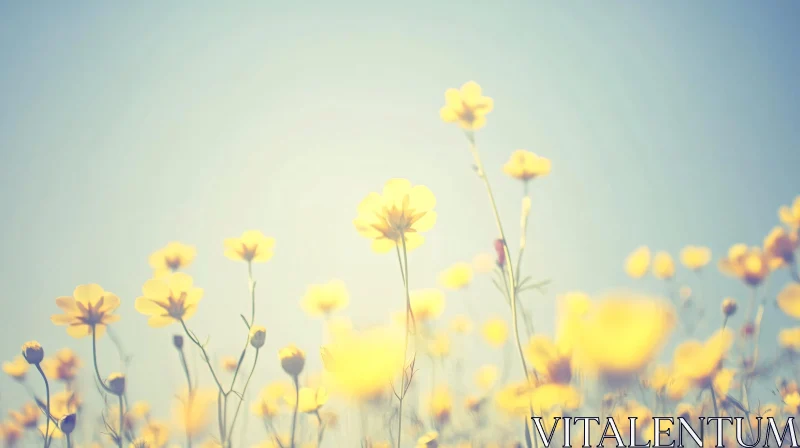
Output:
[224,230,275,263]
[777,283,800,319]
[174,389,216,438]
[301,280,349,317]
[410,289,446,321]
[494,239,506,268]
[353,178,437,253]
[148,242,196,278]
[712,369,735,397]
[439,263,473,290]
[779,195,800,229]
[672,329,734,388]
[0,421,22,446]
[417,431,439,448]
[428,387,452,426]
[439,81,493,131]
[718,244,770,287]
[39,422,63,440]
[285,387,328,413]
[134,273,203,327]
[41,348,81,382]
[464,395,483,413]
[58,413,76,435]
[279,345,306,377]
[652,252,675,280]
[574,296,675,379]
[764,226,798,267]
[249,325,266,349]
[612,401,652,442]
[525,335,572,385]
[495,381,581,416]
[778,327,800,351]
[251,382,291,419]
[502,150,551,182]
[472,253,496,274]
[221,356,238,372]
[481,318,508,347]
[51,284,121,338]
[721,298,738,317]
[475,365,498,391]
[10,403,38,429]
[21,341,44,365]
[107,372,126,396]
[783,392,800,414]
[130,401,151,420]
[625,246,651,279]
[427,332,450,358]
[50,391,81,420]
[3,356,29,381]
[449,315,473,334]
[680,246,712,271]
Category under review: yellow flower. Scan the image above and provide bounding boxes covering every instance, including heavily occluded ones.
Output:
[779,327,800,351]
[652,252,675,280]
[712,369,735,397]
[410,289,446,321]
[285,387,328,413]
[495,381,581,416]
[427,332,450,358]
[777,283,800,319]
[41,348,81,382]
[428,387,452,426]
[449,315,473,334]
[525,335,572,385]
[221,356,238,372]
[417,431,439,448]
[783,391,800,414]
[39,423,63,440]
[51,284,121,338]
[173,389,216,437]
[721,298,738,317]
[672,329,734,387]
[279,345,306,377]
[107,372,126,396]
[439,262,473,290]
[22,341,44,364]
[680,245,712,270]
[353,178,437,253]
[439,81,493,130]
[779,195,800,229]
[223,230,275,263]
[574,296,675,379]
[301,280,349,317]
[502,150,552,181]
[3,356,29,380]
[718,244,770,287]
[134,273,203,327]
[50,391,81,420]
[474,365,498,391]
[624,246,651,279]
[148,242,196,278]
[472,253,496,274]
[141,420,170,448]
[612,401,652,441]
[10,403,39,428]
[251,382,291,418]
[321,325,404,401]
[481,318,508,348]
[0,422,22,446]
[764,226,799,267]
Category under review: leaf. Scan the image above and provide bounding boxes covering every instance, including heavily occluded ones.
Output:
[524,418,533,448]
[240,314,250,329]
[727,394,750,414]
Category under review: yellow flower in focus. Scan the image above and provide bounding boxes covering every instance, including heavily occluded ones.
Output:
[410,289,446,321]
[141,420,170,448]
[3,356,29,380]
[301,280,349,317]
[428,387,452,426]
[427,332,450,358]
[718,244,770,287]
[149,242,196,278]
[672,329,734,387]
[778,327,800,351]
[680,246,712,271]
[764,226,799,267]
[777,283,800,319]
[51,284,121,338]
[41,349,81,382]
[224,230,275,263]
[652,252,675,280]
[439,262,473,290]
[481,318,508,348]
[353,179,437,253]
[502,150,551,182]
[135,273,203,327]
[625,246,651,279]
[285,387,328,413]
[439,81,493,131]
[472,253,496,274]
[574,296,675,379]
[174,389,216,437]
[475,365,498,391]
[417,431,439,448]
[779,195,800,229]
[449,315,473,334]
[10,403,39,428]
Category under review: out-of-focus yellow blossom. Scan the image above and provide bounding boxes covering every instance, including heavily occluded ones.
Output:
[625,246,651,279]
[321,325,404,401]
[472,253,496,274]
[50,391,81,420]
[712,369,735,397]
[718,244,770,287]
[783,392,800,414]
[285,387,328,413]
[252,437,291,448]
[464,395,483,413]
[51,284,121,338]
[39,423,63,439]
[652,252,675,280]
[574,296,675,379]
[525,333,573,385]
[665,375,691,401]
[410,289,446,321]
[428,387,452,426]
[140,420,170,448]
[439,81,493,131]
[41,348,81,382]
[439,262,473,290]
[134,273,203,327]
[220,356,238,372]
[777,283,800,319]
[174,389,216,437]
[672,329,734,387]
[502,150,551,182]
[10,403,38,428]
[680,246,712,271]
[1,422,22,446]
[251,382,291,418]
[612,401,652,442]
[2,356,29,380]
[223,230,275,263]
[646,365,671,392]
[779,328,800,351]
[779,196,800,229]
[721,298,738,317]
[449,315,473,334]
[475,365,498,391]
[764,226,799,267]
[495,381,581,416]
[130,401,151,420]
[325,316,353,339]
[149,242,196,278]
[481,318,508,347]
[417,431,439,448]
[354,178,437,253]
[427,332,450,358]
[301,280,349,317]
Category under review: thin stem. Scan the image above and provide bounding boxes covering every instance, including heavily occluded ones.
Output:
[315,410,326,447]
[289,376,299,448]
[395,236,414,448]
[91,327,114,394]
[177,345,193,448]
[117,395,124,448]
[228,349,260,447]
[35,364,51,448]
[709,385,720,417]
[180,319,224,392]
[66,434,71,448]
[248,261,256,325]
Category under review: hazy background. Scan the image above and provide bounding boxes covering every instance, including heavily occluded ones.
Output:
[1,1,799,445]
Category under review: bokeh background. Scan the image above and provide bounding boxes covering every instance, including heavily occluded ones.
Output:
[1,1,799,446]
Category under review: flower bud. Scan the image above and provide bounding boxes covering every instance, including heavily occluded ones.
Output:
[249,325,266,349]
[494,239,506,268]
[173,334,184,349]
[21,341,44,365]
[721,298,737,317]
[59,413,76,434]
[741,322,755,338]
[107,372,126,396]
[279,344,305,377]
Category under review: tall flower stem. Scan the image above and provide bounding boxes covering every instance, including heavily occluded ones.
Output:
[35,364,51,448]
[289,376,300,448]
[314,410,326,447]
[176,344,194,448]
[91,328,115,395]
[394,235,414,448]
[228,349,260,448]
[118,395,124,448]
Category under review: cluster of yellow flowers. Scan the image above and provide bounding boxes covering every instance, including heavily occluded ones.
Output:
[3,81,799,448]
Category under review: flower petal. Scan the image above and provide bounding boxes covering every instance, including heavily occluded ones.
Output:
[73,284,104,305]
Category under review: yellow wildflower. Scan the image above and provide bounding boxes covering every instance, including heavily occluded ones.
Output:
[439,262,473,290]
[417,431,439,448]
[428,387,452,426]
[50,391,81,420]
[481,318,508,347]
[778,327,800,351]
[777,283,800,319]
[134,273,203,327]
[672,329,734,387]
[783,391,800,414]
[41,348,81,382]
[652,251,675,280]
[764,226,798,267]
[680,245,712,270]
[10,403,39,428]
[439,81,493,130]
[427,332,450,358]
[223,230,275,263]
[410,289,446,321]
[173,389,216,437]
[502,150,551,181]
[779,195,800,229]
[2,356,29,381]
[301,280,349,317]
[712,369,735,397]
[718,244,770,287]
[220,356,238,372]
[474,365,498,391]
[140,420,170,448]
[625,246,651,279]
[278,345,305,377]
[285,387,328,413]
[449,315,473,334]
[148,241,196,278]
[1,422,22,445]
[51,284,120,338]
[525,335,572,385]
[721,298,738,317]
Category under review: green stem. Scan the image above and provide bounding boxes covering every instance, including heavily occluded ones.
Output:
[180,319,224,391]
[66,434,71,448]
[289,376,299,448]
[91,326,114,394]
[709,385,720,417]
[315,411,326,447]
[177,345,194,448]
[395,236,414,448]
[35,364,51,448]
[118,395,124,448]
[228,349,260,447]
